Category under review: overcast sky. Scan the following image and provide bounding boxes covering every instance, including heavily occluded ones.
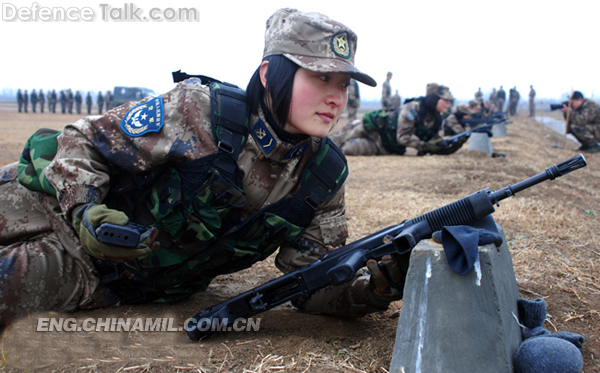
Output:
[1,0,598,102]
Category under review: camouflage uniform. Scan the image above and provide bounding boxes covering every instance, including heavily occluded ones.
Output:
[30,90,38,113]
[59,90,67,114]
[49,90,58,113]
[0,8,394,329]
[16,89,23,113]
[443,105,470,135]
[39,89,45,113]
[75,91,83,114]
[381,73,392,110]
[496,87,506,113]
[97,92,104,114]
[346,79,360,122]
[567,99,600,148]
[508,87,520,116]
[67,89,74,114]
[86,92,93,114]
[529,86,536,117]
[23,90,29,113]
[391,91,401,111]
[331,83,455,155]
[474,88,483,104]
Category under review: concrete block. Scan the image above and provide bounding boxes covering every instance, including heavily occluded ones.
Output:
[389,225,521,373]
[468,132,493,154]
[493,122,507,137]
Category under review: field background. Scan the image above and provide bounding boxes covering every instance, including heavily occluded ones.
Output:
[0,103,599,372]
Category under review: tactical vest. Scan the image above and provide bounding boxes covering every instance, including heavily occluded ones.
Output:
[98,75,349,303]
[362,109,406,155]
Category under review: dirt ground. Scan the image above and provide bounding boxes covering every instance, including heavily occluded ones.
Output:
[0,103,599,372]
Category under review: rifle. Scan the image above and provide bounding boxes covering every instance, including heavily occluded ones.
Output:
[438,115,509,148]
[185,154,587,341]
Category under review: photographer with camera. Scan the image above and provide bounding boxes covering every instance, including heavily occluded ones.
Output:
[561,91,600,153]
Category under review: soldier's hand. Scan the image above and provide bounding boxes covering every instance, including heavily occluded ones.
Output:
[72,203,159,262]
[365,255,407,308]
[422,139,445,154]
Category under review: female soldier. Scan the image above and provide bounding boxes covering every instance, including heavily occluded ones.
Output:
[0,8,406,331]
[330,82,466,156]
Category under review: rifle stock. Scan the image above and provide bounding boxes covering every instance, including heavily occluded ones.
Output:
[185,154,587,341]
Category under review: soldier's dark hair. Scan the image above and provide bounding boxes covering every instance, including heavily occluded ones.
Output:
[571,91,584,100]
[246,55,299,127]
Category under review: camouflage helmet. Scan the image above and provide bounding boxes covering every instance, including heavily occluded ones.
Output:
[426,83,454,101]
[262,8,376,87]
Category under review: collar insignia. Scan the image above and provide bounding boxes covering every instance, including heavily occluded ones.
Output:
[331,31,351,59]
[284,143,309,160]
[120,97,164,137]
[251,119,276,154]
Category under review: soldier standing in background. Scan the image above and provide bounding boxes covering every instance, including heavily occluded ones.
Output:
[381,71,393,110]
[67,89,74,114]
[474,87,483,104]
[16,89,24,113]
[105,91,114,111]
[509,86,520,116]
[75,91,83,115]
[49,90,57,113]
[346,79,360,122]
[391,90,401,111]
[97,91,104,114]
[39,89,45,113]
[30,90,38,113]
[23,90,29,113]
[86,92,93,114]
[529,85,536,118]
[59,90,67,114]
[496,86,506,113]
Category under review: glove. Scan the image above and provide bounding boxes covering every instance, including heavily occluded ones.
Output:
[365,254,408,308]
[72,203,159,262]
[421,139,445,154]
[436,136,469,155]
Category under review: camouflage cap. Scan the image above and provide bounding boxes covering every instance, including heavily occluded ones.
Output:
[263,8,376,87]
[456,104,470,115]
[426,83,454,101]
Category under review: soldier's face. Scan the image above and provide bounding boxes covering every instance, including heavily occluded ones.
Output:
[436,99,452,113]
[572,98,584,110]
[284,68,350,137]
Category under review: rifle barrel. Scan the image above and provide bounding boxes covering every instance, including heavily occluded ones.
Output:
[488,154,586,204]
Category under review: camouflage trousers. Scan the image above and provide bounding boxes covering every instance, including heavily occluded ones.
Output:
[529,101,535,117]
[329,120,388,156]
[0,163,112,331]
[570,122,600,147]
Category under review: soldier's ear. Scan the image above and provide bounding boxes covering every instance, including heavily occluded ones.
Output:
[259,61,269,90]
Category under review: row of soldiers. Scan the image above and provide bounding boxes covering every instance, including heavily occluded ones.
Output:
[16,89,114,115]
[332,82,481,157]
[475,86,537,117]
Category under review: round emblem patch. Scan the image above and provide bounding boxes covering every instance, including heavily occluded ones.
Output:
[331,31,351,59]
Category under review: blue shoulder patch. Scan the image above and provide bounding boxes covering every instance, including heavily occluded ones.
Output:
[120,97,164,137]
[251,119,276,154]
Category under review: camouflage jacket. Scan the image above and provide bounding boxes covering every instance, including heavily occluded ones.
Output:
[42,78,388,315]
[396,99,443,151]
[568,99,600,128]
